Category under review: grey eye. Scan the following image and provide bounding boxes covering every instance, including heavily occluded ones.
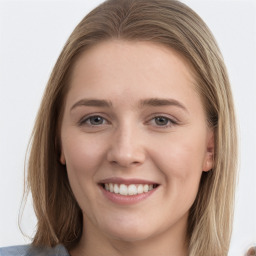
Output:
[87,116,105,125]
[154,116,170,126]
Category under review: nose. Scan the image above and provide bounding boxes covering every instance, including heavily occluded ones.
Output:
[107,124,146,168]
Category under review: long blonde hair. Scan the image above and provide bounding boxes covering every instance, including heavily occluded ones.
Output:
[21,0,238,255]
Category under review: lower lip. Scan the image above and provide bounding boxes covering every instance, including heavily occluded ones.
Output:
[99,185,158,205]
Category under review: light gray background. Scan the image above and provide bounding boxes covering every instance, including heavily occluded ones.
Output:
[0,1,255,255]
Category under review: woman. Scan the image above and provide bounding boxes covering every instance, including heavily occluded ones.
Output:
[0,0,239,255]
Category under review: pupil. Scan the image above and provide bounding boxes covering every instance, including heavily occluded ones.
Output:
[91,116,103,125]
[156,117,168,125]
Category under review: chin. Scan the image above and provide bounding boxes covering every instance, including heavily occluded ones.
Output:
[101,220,157,242]
[108,230,152,243]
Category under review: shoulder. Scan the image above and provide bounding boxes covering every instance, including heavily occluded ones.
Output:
[0,245,30,256]
[0,244,70,256]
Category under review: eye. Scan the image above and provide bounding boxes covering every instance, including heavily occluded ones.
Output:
[149,115,177,128]
[154,116,170,126]
[79,115,108,126]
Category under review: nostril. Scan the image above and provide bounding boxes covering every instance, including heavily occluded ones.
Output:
[109,159,142,168]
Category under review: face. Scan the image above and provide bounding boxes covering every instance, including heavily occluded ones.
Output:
[60,40,214,243]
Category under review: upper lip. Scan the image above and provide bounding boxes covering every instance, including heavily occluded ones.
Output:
[98,177,159,185]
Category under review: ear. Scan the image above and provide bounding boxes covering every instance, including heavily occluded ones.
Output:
[55,137,66,165]
[60,152,66,165]
[203,129,214,172]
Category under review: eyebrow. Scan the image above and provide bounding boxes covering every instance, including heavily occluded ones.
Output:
[71,99,112,111]
[70,97,188,113]
[139,98,188,112]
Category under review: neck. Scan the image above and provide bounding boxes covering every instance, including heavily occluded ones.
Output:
[69,214,188,256]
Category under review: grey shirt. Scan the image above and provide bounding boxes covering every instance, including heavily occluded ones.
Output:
[0,244,70,256]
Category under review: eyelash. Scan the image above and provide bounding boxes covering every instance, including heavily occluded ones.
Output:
[147,115,178,128]
[78,114,178,129]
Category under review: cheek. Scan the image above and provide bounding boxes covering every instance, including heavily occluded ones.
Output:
[149,129,206,204]
[152,132,206,178]
[61,132,109,204]
[158,135,205,212]
[61,132,110,213]
[63,133,106,175]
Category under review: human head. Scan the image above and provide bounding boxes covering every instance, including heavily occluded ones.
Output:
[24,0,237,255]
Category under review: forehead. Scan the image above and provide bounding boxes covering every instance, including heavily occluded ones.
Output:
[69,39,197,99]
[61,39,208,125]
[72,39,195,80]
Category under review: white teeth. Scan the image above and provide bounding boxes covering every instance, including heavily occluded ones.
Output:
[109,183,114,192]
[103,183,157,196]
[128,184,137,195]
[114,184,119,194]
[137,184,144,194]
[143,184,149,192]
[119,184,128,195]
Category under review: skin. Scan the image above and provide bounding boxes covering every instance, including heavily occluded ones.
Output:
[60,40,214,256]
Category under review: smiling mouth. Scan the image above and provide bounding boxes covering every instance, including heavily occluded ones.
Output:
[100,183,159,196]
